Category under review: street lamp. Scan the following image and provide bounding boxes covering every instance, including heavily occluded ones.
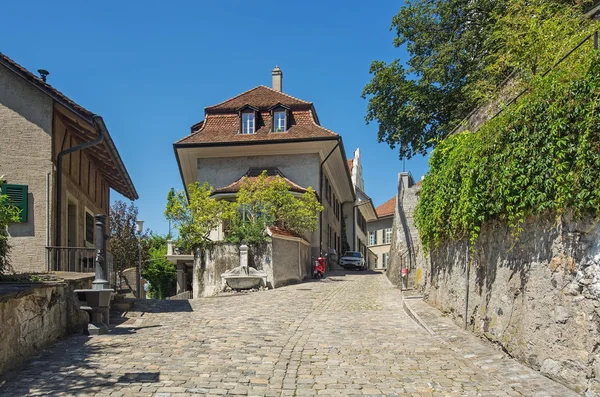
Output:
[136,220,144,299]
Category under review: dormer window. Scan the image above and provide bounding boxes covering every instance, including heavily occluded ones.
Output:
[270,103,290,132]
[240,105,257,134]
[274,111,286,132]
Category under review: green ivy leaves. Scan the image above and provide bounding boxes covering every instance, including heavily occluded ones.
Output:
[415,51,600,252]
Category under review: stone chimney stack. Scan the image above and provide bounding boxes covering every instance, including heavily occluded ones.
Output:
[272,66,282,92]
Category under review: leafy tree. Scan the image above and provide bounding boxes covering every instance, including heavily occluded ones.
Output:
[109,200,148,291]
[165,183,232,251]
[362,0,596,159]
[141,234,176,299]
[0,177,22,275]
[225,171,323,244]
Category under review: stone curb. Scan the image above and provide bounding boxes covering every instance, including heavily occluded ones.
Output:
[401,291,435,335]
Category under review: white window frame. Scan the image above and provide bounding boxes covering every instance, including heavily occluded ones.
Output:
[382,253,388,268]
[274,111,286,132]
[242,112,255,134]
[384,228,392,244]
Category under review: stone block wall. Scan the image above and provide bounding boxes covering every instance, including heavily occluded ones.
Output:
[0,274,92,375]
[386,173,427,289]
[426,214,600,394]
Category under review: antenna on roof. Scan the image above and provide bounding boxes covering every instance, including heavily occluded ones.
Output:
[38,69,49,83]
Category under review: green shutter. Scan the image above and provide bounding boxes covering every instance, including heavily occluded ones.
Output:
[1,184,28,223]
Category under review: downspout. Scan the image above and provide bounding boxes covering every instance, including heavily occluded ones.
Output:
[319,140,340,253]
[54,115,106,270]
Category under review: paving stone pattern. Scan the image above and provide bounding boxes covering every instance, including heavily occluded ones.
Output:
[0,272,577,397]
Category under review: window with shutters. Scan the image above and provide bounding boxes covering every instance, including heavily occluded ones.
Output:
[1,184,28,223]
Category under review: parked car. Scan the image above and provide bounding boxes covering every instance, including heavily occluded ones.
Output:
[339,251,365,270]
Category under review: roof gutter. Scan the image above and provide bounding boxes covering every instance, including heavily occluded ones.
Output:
[54,114,105,270]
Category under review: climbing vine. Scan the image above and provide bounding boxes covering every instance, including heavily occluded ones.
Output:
[415,51,600,252]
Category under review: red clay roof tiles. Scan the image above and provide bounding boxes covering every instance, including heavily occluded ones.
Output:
[376,196,396,218]
[206,86,311,112]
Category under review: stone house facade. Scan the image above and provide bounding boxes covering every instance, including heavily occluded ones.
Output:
[0,52,137,273]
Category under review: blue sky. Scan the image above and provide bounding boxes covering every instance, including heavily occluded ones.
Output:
[2,0,430,235]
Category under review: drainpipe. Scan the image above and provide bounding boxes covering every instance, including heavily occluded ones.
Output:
[54,115,106,270]
[319,140,340,253]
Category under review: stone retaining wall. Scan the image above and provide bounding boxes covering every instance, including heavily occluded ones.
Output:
[0,274,92,375]
[426,214,600,394]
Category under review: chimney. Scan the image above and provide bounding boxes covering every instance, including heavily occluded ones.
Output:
[38,69,49,83]
[271,66,282,92]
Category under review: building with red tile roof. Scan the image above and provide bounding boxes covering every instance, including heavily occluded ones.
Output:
[173,67,357,264]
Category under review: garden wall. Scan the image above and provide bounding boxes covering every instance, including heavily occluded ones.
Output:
[426,213,600,394]
[0,273,92,375]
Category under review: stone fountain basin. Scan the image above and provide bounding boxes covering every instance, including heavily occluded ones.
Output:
[224,275,263,290]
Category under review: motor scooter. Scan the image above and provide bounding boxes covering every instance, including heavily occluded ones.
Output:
[313,253,325,279]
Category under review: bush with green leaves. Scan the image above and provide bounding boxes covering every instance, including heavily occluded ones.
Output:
[415,51,600,252]
[0,178,22,275]
[224,171,323,245]
[165,183,232,251]
[363,0,597,159]
[141,234,176,299]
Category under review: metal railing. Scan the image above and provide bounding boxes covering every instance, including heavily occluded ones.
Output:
[47,246,96,273]
[46,246,116,288]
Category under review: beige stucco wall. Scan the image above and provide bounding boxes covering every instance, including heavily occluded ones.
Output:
[367,217,393,269]
[0,64,54,273]
[197,154,320,192]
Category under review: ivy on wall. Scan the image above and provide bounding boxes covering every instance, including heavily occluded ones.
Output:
[415,51,600,252]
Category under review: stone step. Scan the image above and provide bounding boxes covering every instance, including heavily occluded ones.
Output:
[111,298,135,312]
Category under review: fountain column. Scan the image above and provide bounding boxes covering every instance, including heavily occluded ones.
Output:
[240,244,249,275]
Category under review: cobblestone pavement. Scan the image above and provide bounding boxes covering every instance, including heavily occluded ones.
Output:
[0,272,577,397]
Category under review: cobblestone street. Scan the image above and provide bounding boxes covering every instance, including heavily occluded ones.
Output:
[0,272,576,397]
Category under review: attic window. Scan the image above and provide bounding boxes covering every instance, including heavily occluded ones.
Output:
[274,111,286,132]
[242,112,255,134]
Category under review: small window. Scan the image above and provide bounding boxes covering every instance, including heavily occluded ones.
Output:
[274,111,286,132]
[85,211,94,244]
[242,112,255,134]
[382,253,388,268]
